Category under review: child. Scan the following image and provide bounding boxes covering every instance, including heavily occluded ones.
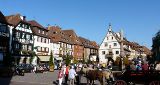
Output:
[58,68,64,85]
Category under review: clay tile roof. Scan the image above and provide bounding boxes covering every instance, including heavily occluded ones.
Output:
[79,37,91,47]
[90,41,99,49]
[141,46,152,55]
[5,14,28,26]
[28,20,44,28]
[0,11,8,24]
[63,30,82,45]
[48,26,72,43]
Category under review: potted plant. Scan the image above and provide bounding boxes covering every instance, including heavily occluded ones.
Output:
[49,51,54,72]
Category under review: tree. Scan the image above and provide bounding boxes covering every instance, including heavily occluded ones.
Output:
[73,58,78,64]
[49,51,54,66]
[65,54,71,66]
[152,30,160,62]
[49,51,54,71]
[28,50,36,64]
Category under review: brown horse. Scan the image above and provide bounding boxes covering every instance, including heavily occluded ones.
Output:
[80,65,114,85]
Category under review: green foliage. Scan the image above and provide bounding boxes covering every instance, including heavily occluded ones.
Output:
[49,51,54,66]
[21,50,28,55]
[73,58,78,64]
[28,51,36,64]
[65,55,71,66]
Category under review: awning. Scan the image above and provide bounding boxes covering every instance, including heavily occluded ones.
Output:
[54,57,63,61]
[38,56,50,61]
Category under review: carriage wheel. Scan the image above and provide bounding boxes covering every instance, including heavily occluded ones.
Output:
[114,80,127,85]
[149,81,160,85]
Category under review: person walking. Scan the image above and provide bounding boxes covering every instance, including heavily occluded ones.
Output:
[58,68,64,85]
[65,65,69,84]
[76,64,82,85]
[69,66,77,85]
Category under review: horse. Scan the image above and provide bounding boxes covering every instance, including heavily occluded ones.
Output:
[81,67,114,85]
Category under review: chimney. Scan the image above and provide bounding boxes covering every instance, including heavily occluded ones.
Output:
[23,16,26,21]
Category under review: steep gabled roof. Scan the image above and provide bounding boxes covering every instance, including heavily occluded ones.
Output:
[63,30,82,45]
[0,11,8,24]
[48,26,72,44]
[5,14,28,26]
[28,20,48,38]
[90,41,99,49]
[28,20,44,28]
[79,37,91,48]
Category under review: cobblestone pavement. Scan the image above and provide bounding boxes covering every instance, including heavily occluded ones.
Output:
[0,70,101,85]
[0,70,147,85]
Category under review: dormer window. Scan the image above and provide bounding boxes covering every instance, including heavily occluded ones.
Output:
[53,31,57,34]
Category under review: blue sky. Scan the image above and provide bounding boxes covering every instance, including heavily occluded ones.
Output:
[1,0,160,49]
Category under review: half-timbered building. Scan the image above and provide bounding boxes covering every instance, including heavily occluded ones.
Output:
[0,12,10,64]
[28,20,51,63]
[6,14,34,64]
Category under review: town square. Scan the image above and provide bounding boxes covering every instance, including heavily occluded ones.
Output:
[0,0,160,85]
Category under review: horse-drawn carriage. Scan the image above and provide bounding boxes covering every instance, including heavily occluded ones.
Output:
[80,65,115,85]
[114,70,160,85]
[80,64,160,85]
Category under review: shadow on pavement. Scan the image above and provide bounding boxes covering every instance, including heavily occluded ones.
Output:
[0,66,14,85]
[53,80,58,85]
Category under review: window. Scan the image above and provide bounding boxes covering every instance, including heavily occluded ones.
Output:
[112,37,113,40]
[116,51,119,54]
[104,43,108,47]
[30,35,32,40]
[109,45,111,48]
[114,43,117,46]
[0,25,7,33]
[102,51,105,55]
[28,45,32,50]
[27,25,30,29]
[44,38,46,43]
[53,31,57,34]
[38,30,40,33]
[38,47,41,51]
[20,23,23,27]
[107,37,108,40]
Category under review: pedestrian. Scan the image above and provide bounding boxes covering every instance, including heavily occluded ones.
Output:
[69,66,77,85]
[142,62,149,71]
[155,61,160,71]
[76,64,82,85]
[58,68,64,85]
[136,61,142,71]
[65,65,69,84]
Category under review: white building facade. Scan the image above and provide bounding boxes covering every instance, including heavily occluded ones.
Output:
[99,24,121,64]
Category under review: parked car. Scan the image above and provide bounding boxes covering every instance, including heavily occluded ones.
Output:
[17,64,34,73]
